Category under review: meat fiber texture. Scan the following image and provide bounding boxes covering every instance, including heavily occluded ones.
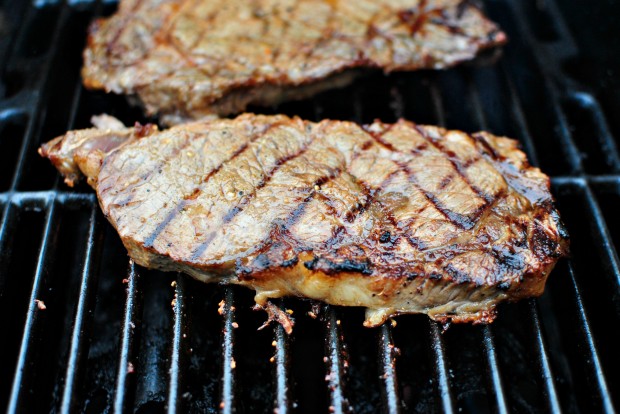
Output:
[39,114,568,326]
[83,0,506,124]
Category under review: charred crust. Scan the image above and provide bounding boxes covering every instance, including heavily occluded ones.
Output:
[133,122,157,138]
[303,257,319,271]
[405,272,421,281]
[379,231,391,244]
[491,246,526,272]
[472,133,503,161]
[428,272,443,281]
[444,264,473,285]
[304,256,373,276]
[551,209,570,242]
[496,281,511,291]
[281,256,299,268]
[531,220,563,259]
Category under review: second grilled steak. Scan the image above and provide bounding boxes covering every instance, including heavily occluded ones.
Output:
[83,0,506,124]
[40,114,568,326]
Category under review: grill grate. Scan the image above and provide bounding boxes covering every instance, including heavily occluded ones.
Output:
[1,0,619,413]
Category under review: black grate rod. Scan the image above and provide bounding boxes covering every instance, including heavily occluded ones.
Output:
[390,80,406,120]
[567,263,616,413]
[0,202,20,291]
[7,191,96,207]
[428,79,447,127]
[529,300,562,413]
[0,0,29,70]
[429,322,455,414]
[219,287,236,414]
[352,87,364,123]
[378,324,401,414]
[567,92,620,171]
[113,261,141,414]
[324,306,349,414]
[465,72,488,131]
[498,63,541,167]
[548,87,585,173]
[65,71,86,131]
[59,205,105,414]
[6,196,59,413]
[481,326,508,414]
[167,273,186,414]
[273,302,292,414]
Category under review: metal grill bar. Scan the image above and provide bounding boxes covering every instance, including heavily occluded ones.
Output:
[273,304,291,413]
[113,261,140,414]
[498,63,540,166]
[566,263,615,413]
[220,287,236,414]
[466,71,488,129]
[378,324,401,414]
[59,205,104,413]
[0,191,96,206]
[324,306,349,414]
[567,92,620,171]
[529,300,562,413]
[429,322,455,413]
[168,273,185,414]
[6,196,59,413]
[481,327,508,414]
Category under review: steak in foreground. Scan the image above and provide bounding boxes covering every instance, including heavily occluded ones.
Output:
[83,0,506,124]
[40,114,568,326]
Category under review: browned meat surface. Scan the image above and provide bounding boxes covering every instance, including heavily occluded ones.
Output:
[39,114,568,326]
[83,0,506,124]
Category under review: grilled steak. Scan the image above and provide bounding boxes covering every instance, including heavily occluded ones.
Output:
[39,114,568,326]
[83,0,506,124]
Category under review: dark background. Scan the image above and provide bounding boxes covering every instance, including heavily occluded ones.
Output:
[558,0,620,141]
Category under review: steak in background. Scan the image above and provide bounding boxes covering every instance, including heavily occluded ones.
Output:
[83,0,506,124]
[39,114,568,326]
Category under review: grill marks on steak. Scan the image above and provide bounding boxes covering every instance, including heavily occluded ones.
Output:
[39,114,568,326]
[83,0,506,123]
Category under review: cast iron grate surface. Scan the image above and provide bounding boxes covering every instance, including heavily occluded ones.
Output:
[0,0,619,413]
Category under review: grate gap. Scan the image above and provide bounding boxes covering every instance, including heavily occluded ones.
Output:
[6,198,60,413]
[566,263,616,412]
[59,205,105,413]
[0,114,28,192]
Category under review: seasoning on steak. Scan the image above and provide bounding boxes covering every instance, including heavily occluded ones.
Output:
[39,114,568,326]
[83,0,506,124]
